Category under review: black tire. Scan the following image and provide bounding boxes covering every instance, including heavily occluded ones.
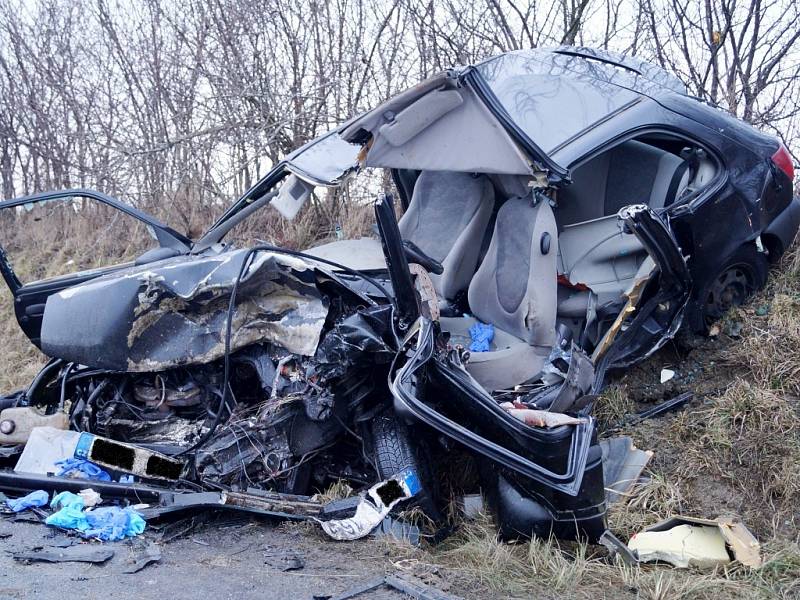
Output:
[372,413,418,478]
[696,244,768,330]
[371,412,440,520]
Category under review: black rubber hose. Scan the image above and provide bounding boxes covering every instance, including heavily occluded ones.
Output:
[18,357,63,407]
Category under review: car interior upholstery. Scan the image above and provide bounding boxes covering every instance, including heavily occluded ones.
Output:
[398,170,494,301]
[440,195,558,391]
[553,139,716,328]
[308,138,717,392]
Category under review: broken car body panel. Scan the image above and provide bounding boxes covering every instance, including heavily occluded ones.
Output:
[41,250,329,371]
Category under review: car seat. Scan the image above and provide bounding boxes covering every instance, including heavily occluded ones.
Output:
[440,195,558,391]
[399,171,494,301]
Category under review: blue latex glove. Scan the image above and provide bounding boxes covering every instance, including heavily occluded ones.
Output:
[84,507,146,541]
[51,491,85,511]
[56,458,112,482]
[45,506,90,532]
[6,490,49,512]
[46,505,145,541]
[468,322,494,353]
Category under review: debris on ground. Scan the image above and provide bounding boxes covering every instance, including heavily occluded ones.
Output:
[46,499,146,542]
[15,427,183,482]
[11,544,115,564]
[599,437,652,505]
[320,472,420,541]
[263,546,305,571]
[122,543,162,573]
[328,574,462,600]
[457,493,485,520]
[78,488,102,508]
[626,515,761,569]
[371,515,421,546]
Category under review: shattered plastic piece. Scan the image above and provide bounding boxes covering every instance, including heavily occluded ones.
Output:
[545,346,596,413]
[628,523,729,568]
[468,322,494,352]
[371,516,421,546]
[600,437,653,505]
[660,368,675,383]
[632,392,693,422]
[56,458,112,482]
[11,545,115,564]
[320,472,418,541]
[459,493,485,519]
[599,530,639,565]
[628,516,761,569]
[5,489,48,512]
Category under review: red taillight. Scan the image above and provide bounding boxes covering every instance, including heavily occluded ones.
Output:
[771,144,794,182]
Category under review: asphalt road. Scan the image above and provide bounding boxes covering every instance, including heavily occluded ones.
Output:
[0,513,457,600]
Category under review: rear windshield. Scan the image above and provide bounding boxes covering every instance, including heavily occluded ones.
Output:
[476,50,641,153]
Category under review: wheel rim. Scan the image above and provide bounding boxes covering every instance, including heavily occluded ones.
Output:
[704,263,756,324]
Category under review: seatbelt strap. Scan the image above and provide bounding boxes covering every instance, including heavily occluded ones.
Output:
[664,159,692,207]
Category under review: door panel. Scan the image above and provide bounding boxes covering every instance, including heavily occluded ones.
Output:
[0,189,190,347]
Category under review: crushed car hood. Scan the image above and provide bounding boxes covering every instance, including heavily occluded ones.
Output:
[40,250,329,372]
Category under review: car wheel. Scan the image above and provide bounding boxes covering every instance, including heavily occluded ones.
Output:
[699,244,768,327]
[371,411,440,519]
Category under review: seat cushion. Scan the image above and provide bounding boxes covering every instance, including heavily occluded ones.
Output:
[556,139,690,226]
[440,316,550,391]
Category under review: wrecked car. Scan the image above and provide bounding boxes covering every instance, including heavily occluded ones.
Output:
[0,46,797,542]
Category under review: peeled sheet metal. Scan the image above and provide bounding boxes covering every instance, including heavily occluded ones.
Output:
[41,249,329,372]
[600,436,653,505]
